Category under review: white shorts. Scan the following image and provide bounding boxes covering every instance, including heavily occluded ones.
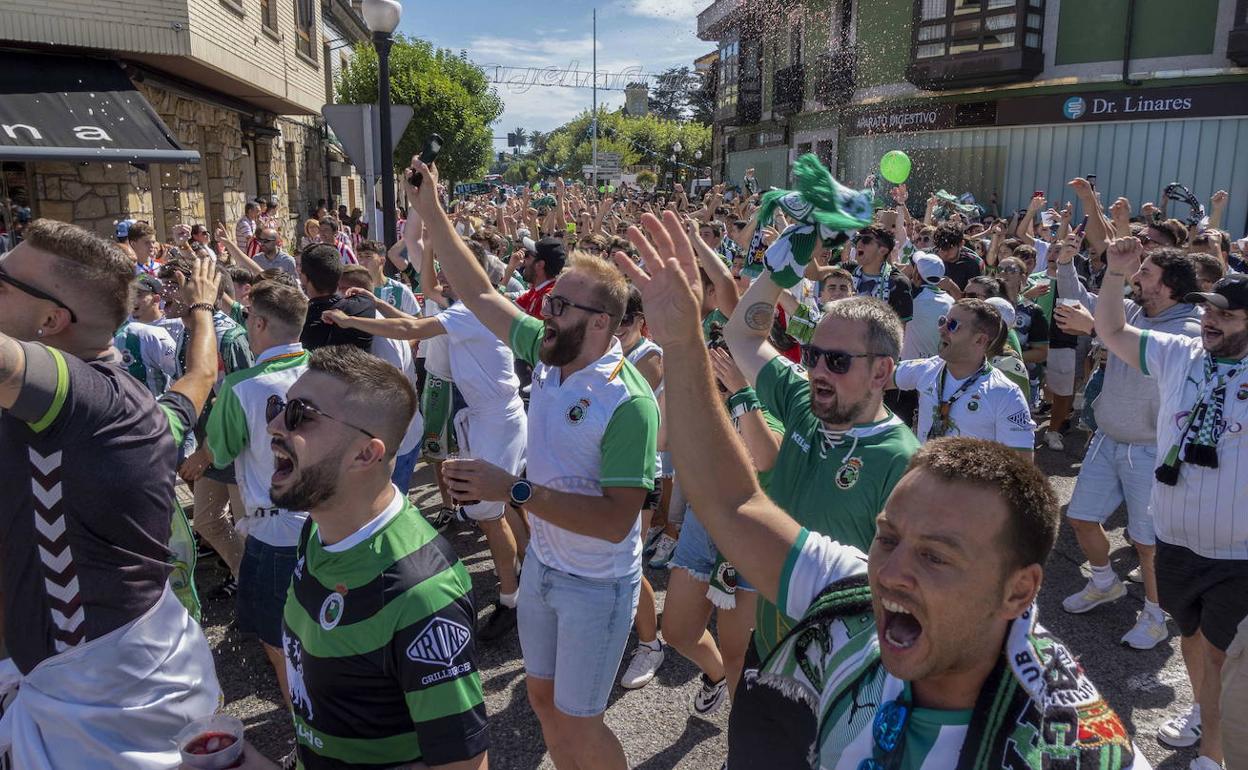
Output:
[453,405,527,521]
[1046,347,1077,397]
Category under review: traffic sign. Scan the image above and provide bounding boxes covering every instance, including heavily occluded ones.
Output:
[321,104,414,172]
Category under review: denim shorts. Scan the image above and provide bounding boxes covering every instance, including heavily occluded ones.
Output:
[1067,433,1157,545]
[237,536,299,648]
[517,557,640,717]
[670,506,755,592]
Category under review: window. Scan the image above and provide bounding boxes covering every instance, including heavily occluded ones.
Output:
[790,27,803,65]
[260,0,278,31]
[911,0,1042,58]
[717,39,739,114]
[294,0,316,59]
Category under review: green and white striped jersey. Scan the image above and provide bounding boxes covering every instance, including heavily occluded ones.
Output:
[113,320,178,396]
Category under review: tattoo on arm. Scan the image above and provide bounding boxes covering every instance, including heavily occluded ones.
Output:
[744,302,774,332]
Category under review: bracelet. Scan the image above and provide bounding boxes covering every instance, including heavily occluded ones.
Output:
[188,303,216,314]
[727,387,763,420]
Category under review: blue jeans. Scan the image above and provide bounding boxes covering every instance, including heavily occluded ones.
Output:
[517,557,640,716]
[670,505,755,592]
[1067,433,1157,546]
[237,536,299,647]
[391,446,421,492]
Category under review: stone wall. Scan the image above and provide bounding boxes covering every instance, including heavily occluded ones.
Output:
[33,161,155,238]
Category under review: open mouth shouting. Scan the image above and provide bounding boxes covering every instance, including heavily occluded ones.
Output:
[879,596,924,653]
[271,439,297,486]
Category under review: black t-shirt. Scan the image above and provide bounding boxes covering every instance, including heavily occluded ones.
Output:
[848,263,914,321]
[1014,299,1049,350]
[0,344,190,673]
[302,293,375,351]
[943,249,984,290]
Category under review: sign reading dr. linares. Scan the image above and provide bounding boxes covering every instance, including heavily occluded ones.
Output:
[998,84,1248,126]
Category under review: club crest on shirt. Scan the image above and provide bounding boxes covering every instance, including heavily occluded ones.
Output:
[319,588,346,630]
[566,398,590,424]
[835,457,863,490]
[968,395,981,412]
[1238,383,1248,401]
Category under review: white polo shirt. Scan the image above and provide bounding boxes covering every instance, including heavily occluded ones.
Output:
[1142,329,1248,559]
[206,343,310,546]
[894,356,1036,450]
[508,314,659,579]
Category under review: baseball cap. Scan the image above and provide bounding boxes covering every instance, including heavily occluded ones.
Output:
[115,219,137,239]
[1186,274,1248,311]
[911,251,945,285]
[985,296,1016,328]
[534,237,566,274]
[134,274,163,294]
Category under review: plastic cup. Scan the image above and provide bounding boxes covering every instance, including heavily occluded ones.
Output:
[175,714,245,769]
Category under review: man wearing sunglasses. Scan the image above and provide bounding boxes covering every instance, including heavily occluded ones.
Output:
[723,259,919,664]
[405,157,658,770]
[848,226,912,323]
[0,220,220,767]
[891,300,1035,455]
[205,279,311,709]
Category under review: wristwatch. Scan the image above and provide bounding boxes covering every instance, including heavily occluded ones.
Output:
[509,479,534,507]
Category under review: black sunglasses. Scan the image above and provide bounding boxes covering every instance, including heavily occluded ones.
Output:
[801,344,873,374]
[544,293,608,318]
[855,235,876,246]
[0,266,78,323]
[266,395,377,439]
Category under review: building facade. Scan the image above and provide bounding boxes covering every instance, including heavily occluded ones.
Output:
[0,0,370,241]
[698,0,1248,233]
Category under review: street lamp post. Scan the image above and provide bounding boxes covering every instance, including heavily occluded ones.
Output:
[362,0,402,249]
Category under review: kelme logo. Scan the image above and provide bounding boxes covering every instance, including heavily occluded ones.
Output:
[1063,96,1087,120]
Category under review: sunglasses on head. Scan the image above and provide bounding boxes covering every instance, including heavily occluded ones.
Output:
[937,315,962,332]
[801,343,873,374]
[0,265,78,323]
[266,395,377,439]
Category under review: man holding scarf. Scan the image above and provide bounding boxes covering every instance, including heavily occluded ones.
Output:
[1094,238,1248,770]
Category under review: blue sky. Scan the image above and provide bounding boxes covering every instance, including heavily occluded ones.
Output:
[391,0,714,150]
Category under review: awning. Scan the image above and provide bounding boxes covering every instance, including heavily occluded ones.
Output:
[0,51,200,164]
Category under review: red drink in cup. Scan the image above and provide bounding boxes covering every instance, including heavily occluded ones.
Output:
[175,714,245,769]
[445,452,480,507]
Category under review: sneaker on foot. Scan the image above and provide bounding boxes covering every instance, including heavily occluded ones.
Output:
[427,507,455,532]
[643,525,665,556]
[648,534,678,569]
[1044,430,1065,451]
[1157,704,1201,748]
[1061,578,1126,614]
[478,603,517,643]
[1127,565,1144,583]
[619,642,665,689]
[1121,610,1168,650]
[208,574,238,600]
[693,673,728,716]
[280,747,298,770]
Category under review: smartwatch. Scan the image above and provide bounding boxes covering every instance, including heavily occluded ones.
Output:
[509,479,534,507]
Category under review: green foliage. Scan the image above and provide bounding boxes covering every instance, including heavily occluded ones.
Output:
[336,35,503,185]
[635,169,658,191]
[647,66,706,122]
[503,159,540,185]
[532,110,711,181]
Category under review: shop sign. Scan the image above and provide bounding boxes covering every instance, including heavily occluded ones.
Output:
[845,103,958,137]
[998,83,1248,126]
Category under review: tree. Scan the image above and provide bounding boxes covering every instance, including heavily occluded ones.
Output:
[635,169,657,192]
[690,69,715,125]
[512,127,528,150]
[528,130,549,155]
[532,109,710,181]
[503,159,539,186]
[647,66,701,121]
[336,36,503,185]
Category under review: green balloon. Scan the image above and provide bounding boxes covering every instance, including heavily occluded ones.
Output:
[880,150,912,184]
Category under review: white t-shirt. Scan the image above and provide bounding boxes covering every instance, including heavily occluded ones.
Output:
[1142,330,1248,559]
[113,319,179,396]
[894,356,1036,449]
[435,302,521,414]
[368,312,424,456]
[901,287,955,361]
[420,299,452,378]
[1032,240,1050,271]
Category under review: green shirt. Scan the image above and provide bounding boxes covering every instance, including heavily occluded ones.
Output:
[283,496,487,769]
[702,308,728,341]
[751,356,918,656]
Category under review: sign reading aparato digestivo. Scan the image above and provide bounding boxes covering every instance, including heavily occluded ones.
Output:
[847,104,958,136]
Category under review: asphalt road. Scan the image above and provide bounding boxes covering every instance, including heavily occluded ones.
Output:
[193,433,1199,769]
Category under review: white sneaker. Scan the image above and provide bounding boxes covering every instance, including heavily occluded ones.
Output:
[1044,430,1065,451]
[692,673,728,716]
[619,642,665,689]
[648,534,678,569]
[1127,565,1144,583]
[1189,757,1222,770]
[1120,609,1168,650]
[1061,578,1126,614]
[1157,704,1201,748]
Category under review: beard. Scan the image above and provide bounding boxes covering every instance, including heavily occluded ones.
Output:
[1205,325,1248,359]
[539,317,588,366]
[809,383,872,425]
[271,451,340,512]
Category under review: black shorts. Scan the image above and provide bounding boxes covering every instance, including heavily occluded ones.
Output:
[1155,539,1248,651]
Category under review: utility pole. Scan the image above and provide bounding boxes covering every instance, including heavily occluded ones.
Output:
[591,7,598,191]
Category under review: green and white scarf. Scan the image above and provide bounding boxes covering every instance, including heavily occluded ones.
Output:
[1156,354,1244,485]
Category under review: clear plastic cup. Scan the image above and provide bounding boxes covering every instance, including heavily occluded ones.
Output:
[175,714,245,769]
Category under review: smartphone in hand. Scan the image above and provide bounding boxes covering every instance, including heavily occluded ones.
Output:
[408,134,444,189]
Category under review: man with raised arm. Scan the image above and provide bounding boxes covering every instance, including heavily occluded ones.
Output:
[402,157,657,770]
[613,211,1147,770]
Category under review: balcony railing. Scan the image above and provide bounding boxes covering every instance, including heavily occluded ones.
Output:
[772,62,805,116]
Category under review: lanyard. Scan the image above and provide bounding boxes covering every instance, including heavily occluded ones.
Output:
[928,362,992,440]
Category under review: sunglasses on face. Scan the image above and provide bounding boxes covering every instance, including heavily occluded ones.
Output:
[937,315,962,333]
[801,343,873,374]
[265,395,377,439]
[999,266,1022,274]
[856,235,875,246]
[543,293,608,318]
[0,266,78,323]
